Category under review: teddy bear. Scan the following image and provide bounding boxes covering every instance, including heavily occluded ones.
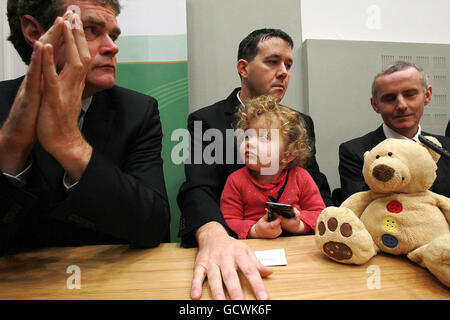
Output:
[315,137,450,287]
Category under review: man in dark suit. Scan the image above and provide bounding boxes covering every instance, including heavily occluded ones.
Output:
[177,29,332,300]
[337,61,450,205]
[0,0,170,256]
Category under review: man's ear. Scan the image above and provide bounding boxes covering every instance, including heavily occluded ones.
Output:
[237,59,249,80]
[21,15,45,46]
[370,97,380,114]
[424,85,433,106]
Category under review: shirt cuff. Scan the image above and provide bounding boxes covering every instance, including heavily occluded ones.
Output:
[2,159,33,187]
[63,172,79,191]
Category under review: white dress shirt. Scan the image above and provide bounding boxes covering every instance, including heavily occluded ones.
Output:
[236,90,245,109]
[382,123,421,142]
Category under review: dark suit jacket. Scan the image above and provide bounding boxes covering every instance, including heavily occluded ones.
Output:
[446,120,449,137]
[0,77,170,256]
[177,88,332,247]
[337,125,450,205]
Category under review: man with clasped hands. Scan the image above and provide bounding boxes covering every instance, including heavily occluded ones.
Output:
[0,0,170,255]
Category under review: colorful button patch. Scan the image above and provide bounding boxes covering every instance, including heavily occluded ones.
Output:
[382,234,398,248]
[323,241,352,260]
[386,200,402,214]
[382,217,398,232]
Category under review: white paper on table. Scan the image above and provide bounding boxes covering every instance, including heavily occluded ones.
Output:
[254,248,287,267]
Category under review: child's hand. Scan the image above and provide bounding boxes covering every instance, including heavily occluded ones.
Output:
[249,211,282,239]
[280,207,305,234]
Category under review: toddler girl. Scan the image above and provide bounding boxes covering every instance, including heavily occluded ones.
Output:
[220,95,325,239]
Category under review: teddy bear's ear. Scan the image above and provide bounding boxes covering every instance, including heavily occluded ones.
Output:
[418,136,441,163]
[363,151,369,160]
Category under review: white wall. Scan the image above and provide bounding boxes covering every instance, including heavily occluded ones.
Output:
[117,0,186,35]
[0,0,3,79]
[4,0,450,85]
[301,0,450,44]
[1,0,28,81]
[3,0,450,80]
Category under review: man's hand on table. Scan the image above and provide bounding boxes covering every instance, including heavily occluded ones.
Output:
[192,222,273,300]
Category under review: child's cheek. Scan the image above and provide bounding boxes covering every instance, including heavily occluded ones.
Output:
[239,141,246,160]
[258,142,275,167]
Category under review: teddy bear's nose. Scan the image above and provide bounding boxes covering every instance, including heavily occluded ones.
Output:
[373,164,395,182]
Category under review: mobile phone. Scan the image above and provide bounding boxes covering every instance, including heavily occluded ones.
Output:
[265,202,295,221]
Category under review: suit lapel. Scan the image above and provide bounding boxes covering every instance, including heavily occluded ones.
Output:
[31,90,115,197]
[370,125,387,146]
[82,90,115,152]
[224,88,241,129]
[0,77,24,123]
[223,88,245,173]
[421,130,434,138]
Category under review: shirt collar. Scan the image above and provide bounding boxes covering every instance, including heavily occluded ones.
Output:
[382,123,421,142]
[236,90,245,110]
[82,96,93,113]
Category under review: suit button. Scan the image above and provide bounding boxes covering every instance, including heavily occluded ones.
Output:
[67,214,95,230]
[179,217,185,230]
[2,204,22,224]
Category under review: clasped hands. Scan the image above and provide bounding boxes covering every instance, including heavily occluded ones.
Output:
[0,11,92,182]
[249,207,305,239]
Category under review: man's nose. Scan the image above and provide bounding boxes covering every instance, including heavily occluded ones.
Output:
[395,95,408,110]
[99,35,119,56]
[277,63,288,78]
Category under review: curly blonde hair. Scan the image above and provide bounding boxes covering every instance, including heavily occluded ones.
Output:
[237,95,311,168]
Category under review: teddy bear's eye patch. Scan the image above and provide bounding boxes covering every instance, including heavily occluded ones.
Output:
[388,152,393,157]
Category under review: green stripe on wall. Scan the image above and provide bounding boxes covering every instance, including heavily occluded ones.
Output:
[115,62,188,242]
[117,35,187,63]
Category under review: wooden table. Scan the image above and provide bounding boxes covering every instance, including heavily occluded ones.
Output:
[0,236,448,300]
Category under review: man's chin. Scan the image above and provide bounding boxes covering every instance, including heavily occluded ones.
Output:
[391,120,417,130]
[269,88,285,101]
[84,78,115,98]
[388,121,419,136]
[87,76,115,88]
